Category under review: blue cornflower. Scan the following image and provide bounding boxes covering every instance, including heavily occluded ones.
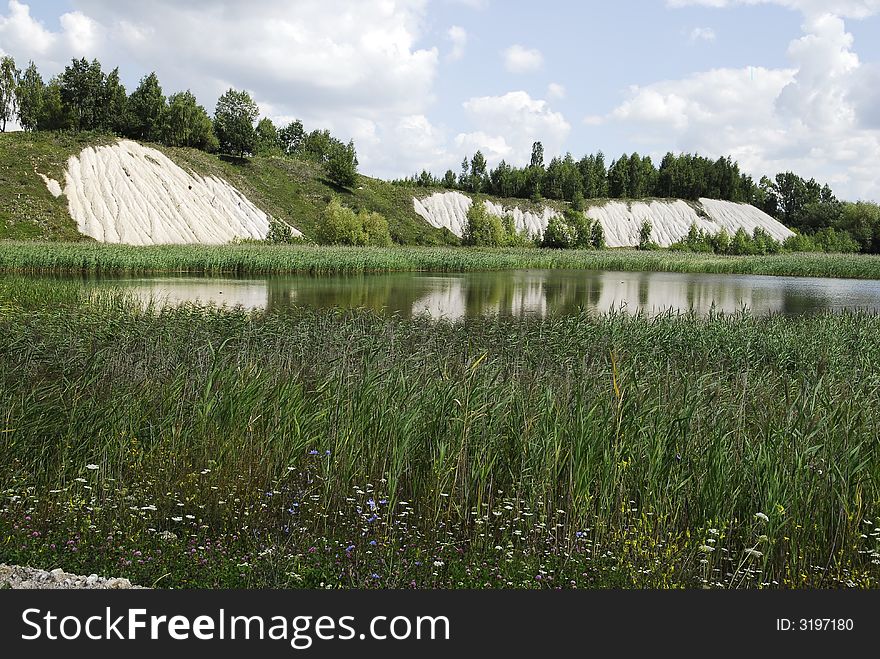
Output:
[309,450,318,455]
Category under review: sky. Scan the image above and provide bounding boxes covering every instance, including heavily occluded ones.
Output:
[0,0,879,201]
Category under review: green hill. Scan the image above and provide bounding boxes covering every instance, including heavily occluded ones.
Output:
[0,131,458,245]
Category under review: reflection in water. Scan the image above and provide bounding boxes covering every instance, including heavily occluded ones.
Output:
[95,270,880,319]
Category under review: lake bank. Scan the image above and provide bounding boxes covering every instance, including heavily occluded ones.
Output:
[3,242,880,279]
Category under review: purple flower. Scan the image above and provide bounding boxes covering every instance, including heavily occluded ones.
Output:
[309,450,319,455]
[367,498,377,511]
[369,540,377,546]
[345,544,355,553]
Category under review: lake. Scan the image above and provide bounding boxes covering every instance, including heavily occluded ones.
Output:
[68,269,880,318]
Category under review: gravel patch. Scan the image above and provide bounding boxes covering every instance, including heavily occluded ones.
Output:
[0,564,144,589]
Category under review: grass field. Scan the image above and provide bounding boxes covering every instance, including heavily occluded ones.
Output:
[1,277,878,588]
[3,241,880,279]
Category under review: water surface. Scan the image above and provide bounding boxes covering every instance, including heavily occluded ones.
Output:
[76,269,880,318]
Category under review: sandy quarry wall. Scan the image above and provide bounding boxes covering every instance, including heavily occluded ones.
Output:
[39,140,298,245]
[413,192,794,247]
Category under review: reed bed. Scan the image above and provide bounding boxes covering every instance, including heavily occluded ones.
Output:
[3,242,880,279]
[1,278,878,588]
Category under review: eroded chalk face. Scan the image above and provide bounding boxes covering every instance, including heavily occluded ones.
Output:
[412,191,794,247]
[53,139,300,246]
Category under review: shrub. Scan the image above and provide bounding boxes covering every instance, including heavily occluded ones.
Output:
[463,202,506,246]
[541,215,576,249]
[316,198,391,246]
[265,218,300,245]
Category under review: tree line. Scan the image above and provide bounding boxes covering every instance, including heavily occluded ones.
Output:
[0,55,359,188]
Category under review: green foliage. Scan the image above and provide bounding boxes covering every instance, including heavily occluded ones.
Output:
[127,72,165,141]
[590,219,606,249]
[540,215,576,249]
[213,88,258,158]
[254,117,280,155]
[101,68,129,135]
[14,61,43,131]
[359,210,393,247]
[37,78,70,131]
[837,201,880,253]
[264,218,301,245]
[59,58,106,132]
[638,219,656,250]
[325,139,358,189]
[160,91,216,150]
[6,242,880,279]
[462,201,506,246]
[541,210,603,250]
[0,55,18,132]
[316,197,391,246]
[278,120,304,155]
[564,208,592,249]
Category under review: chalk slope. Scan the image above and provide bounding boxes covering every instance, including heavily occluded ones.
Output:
[42,140,299,245]
[413,192,794,247]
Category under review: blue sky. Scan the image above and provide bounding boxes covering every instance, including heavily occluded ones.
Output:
[1,0,879,200]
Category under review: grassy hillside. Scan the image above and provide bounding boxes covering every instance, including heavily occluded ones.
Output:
[0,131,459,245]
[0,132,116,240]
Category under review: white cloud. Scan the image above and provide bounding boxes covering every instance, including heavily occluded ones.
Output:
[689,27,717,41]
[455,91,570,166]
[547,82,566,99]
[447,25,467,61]
[0,1,53,56]
[502,44,543,73]
[447,0,489,8]
[606,11,880,200]
[667,0,880,19]
[0,0,444,178]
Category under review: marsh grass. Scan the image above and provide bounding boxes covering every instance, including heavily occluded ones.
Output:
[4,242,880,280]
[0,278,878,588]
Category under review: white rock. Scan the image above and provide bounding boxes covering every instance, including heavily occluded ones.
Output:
[38,173,63,198]
[413,192,794,246]
[61,139,297,245]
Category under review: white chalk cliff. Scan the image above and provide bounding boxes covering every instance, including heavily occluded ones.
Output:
[40,139,299,245]
[413,192,794,247]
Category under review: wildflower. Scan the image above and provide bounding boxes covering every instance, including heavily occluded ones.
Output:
[367,498,377,511]
[745,548,764,558]
[369,540,377,546]
[371,573,380,579]
[309,450,319,455]
[699,545,715,553]
[755,512,769,523]
[433,560,444,567]
[346,544,355,553]
[74,478,87,483]
[171,517,183,522]
[85,464,99,470]
[325,450,331,456]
